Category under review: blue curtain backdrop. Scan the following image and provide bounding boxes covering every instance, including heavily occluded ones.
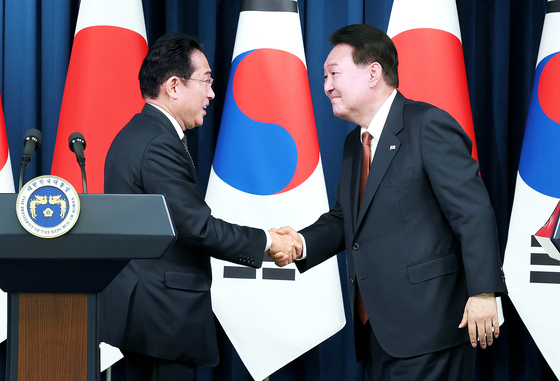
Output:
[0,0,556,380]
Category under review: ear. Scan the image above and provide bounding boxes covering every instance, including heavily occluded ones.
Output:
[369,62,382,88]
[163,76,182,100]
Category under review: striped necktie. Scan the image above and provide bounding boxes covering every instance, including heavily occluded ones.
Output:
[180,135,196,170]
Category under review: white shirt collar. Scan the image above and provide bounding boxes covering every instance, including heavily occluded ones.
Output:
[361,89,397,143]
[147,102,185,139]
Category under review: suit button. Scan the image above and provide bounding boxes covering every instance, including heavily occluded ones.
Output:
[350,278,354,284]
[352,243,360,250]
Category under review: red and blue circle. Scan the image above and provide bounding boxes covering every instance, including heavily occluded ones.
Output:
[519,51,560,197]
[213,49,320,195]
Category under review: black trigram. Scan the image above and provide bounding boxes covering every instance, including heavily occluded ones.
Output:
[223,254,295,281]
[530,235,560,284]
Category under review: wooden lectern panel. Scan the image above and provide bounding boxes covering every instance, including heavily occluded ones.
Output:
[18,293,88,381]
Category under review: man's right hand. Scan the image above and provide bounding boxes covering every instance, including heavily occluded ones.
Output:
[267,228,302,267]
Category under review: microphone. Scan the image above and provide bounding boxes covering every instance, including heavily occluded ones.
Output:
[68,132,87,166]
[21,129,42,165]
[68,132,88,193]
[18,129,43,191]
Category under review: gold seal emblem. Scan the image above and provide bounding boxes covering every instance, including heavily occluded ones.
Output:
[16,176,81,239]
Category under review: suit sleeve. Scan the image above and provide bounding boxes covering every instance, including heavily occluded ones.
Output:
[141,133,266,267]
[419,107,506,296]
[296,130,355,273]
[296,198,345,273]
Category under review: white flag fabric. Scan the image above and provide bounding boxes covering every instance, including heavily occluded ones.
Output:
[206,1,345,379]
[0,95,14,343]
[503,1,560,378]
[54,0,149,369]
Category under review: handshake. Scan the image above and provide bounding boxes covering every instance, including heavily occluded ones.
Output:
[266,227,302,267]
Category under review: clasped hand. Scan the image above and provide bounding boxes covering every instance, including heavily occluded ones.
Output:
[267,226,302,266]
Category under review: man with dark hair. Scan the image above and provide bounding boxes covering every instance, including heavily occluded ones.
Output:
[275,24,507,380]
[101,33,299,381]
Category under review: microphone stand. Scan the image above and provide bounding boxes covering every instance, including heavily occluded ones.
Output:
[18,162,27,192]
[69,133,88,194]
[19,130,42,192]
[79,160,87,194]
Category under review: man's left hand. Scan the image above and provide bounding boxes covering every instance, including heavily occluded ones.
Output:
[458,293,498,349]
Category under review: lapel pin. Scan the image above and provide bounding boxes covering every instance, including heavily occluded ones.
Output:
[390,145,396,150]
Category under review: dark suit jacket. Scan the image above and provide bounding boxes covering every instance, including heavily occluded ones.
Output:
[100,104,266,367]
[296,91,507,360]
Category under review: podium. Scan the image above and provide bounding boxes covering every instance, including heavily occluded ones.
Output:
[0,193,176,381]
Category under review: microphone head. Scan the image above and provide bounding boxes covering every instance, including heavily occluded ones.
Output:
[69,132,87,151]
[22,128,43,149]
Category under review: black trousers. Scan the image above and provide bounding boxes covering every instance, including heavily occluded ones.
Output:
[121,350,196,381]
[364,324,476,381]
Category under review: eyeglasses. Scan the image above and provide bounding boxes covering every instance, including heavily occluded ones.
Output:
[184,77,214,88]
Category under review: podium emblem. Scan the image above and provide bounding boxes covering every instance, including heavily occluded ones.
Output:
[16,176,81,238]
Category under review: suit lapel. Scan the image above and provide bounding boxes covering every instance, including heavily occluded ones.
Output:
[143,104,203,190]
[356,92,406,228]
[348,129,363,231]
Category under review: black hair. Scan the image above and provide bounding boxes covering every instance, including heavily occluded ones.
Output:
[330,24,399,88]
[139,33,204,99]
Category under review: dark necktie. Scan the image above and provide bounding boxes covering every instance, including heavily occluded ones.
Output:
[180,135,196,170]
[357,131,372,325]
